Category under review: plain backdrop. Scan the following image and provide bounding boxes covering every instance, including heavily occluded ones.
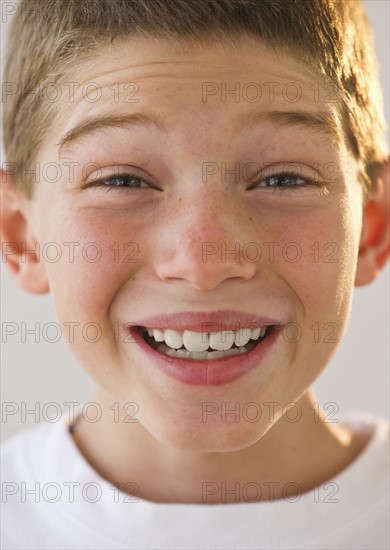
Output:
[1,0,389,441]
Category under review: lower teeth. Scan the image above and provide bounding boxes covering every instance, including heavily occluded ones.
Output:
[155,342,256,360]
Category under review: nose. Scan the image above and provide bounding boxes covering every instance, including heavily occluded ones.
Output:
[154,194,256,291]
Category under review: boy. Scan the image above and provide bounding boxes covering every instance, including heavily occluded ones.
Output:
[1,0,389,548]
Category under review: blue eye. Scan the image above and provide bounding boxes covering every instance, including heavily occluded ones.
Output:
[104,175,149,188]
[252,171,329,197]
[258,174,307,188]
[83,172,152,191]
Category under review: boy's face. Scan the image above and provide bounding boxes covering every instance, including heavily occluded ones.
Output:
[19,36,365,450]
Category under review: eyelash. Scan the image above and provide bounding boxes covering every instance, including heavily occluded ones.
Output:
[83,169,151,192]
[252,173,317,190]
[83,170,323,193]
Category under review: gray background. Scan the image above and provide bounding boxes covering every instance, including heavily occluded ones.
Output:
[1,0,389,441]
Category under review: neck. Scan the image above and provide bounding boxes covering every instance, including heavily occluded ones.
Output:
[70,387,369,504]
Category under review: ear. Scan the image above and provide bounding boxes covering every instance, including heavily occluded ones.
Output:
[0,171,50,294]
[355,156,390,287]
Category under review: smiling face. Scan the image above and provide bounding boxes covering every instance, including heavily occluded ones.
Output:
[20,35,365,450]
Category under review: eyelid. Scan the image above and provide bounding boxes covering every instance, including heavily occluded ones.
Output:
[250,162,326,186]
[249,168,330,198]
[81,163,328,194]
[82,165,154,190]
[250,171,316,190]
[254,172,308,186]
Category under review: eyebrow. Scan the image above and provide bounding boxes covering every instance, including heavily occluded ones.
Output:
[240,109,341,144]
[57,112,167,159]
[57,108,341,160]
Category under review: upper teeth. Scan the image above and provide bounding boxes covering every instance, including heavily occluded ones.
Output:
[144,327,267,352]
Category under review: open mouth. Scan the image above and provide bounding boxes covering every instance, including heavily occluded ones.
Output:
[139,325,273,361]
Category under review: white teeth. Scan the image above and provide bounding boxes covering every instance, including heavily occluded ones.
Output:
[234,328,251,347]
[183,330,210,352]
[163,329,183,349]
[209,330,235,351]
[250,327,260,340]
[146,326,268,352]
[151,328,165,342]
[156,342,255,360]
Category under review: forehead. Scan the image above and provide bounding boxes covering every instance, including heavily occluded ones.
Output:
[52,35,343,157]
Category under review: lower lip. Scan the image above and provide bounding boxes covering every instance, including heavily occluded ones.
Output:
[127,326,281,386]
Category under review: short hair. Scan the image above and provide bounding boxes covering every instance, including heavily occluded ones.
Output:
[2,0,388,202]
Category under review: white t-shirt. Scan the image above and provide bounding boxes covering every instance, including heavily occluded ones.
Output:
[1,410,389,550]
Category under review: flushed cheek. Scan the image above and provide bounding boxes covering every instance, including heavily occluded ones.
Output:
[269,212,358,326]
[36,213,147,391]
[43,213,142,322]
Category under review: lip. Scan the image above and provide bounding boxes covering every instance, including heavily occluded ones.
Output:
[125,309,283,333]
[126,321,283,386]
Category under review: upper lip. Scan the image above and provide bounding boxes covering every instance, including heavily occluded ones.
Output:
[125,310,284,332]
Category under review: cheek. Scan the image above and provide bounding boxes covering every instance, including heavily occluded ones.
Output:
[268,205,361,322]
[43,211,142,321]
